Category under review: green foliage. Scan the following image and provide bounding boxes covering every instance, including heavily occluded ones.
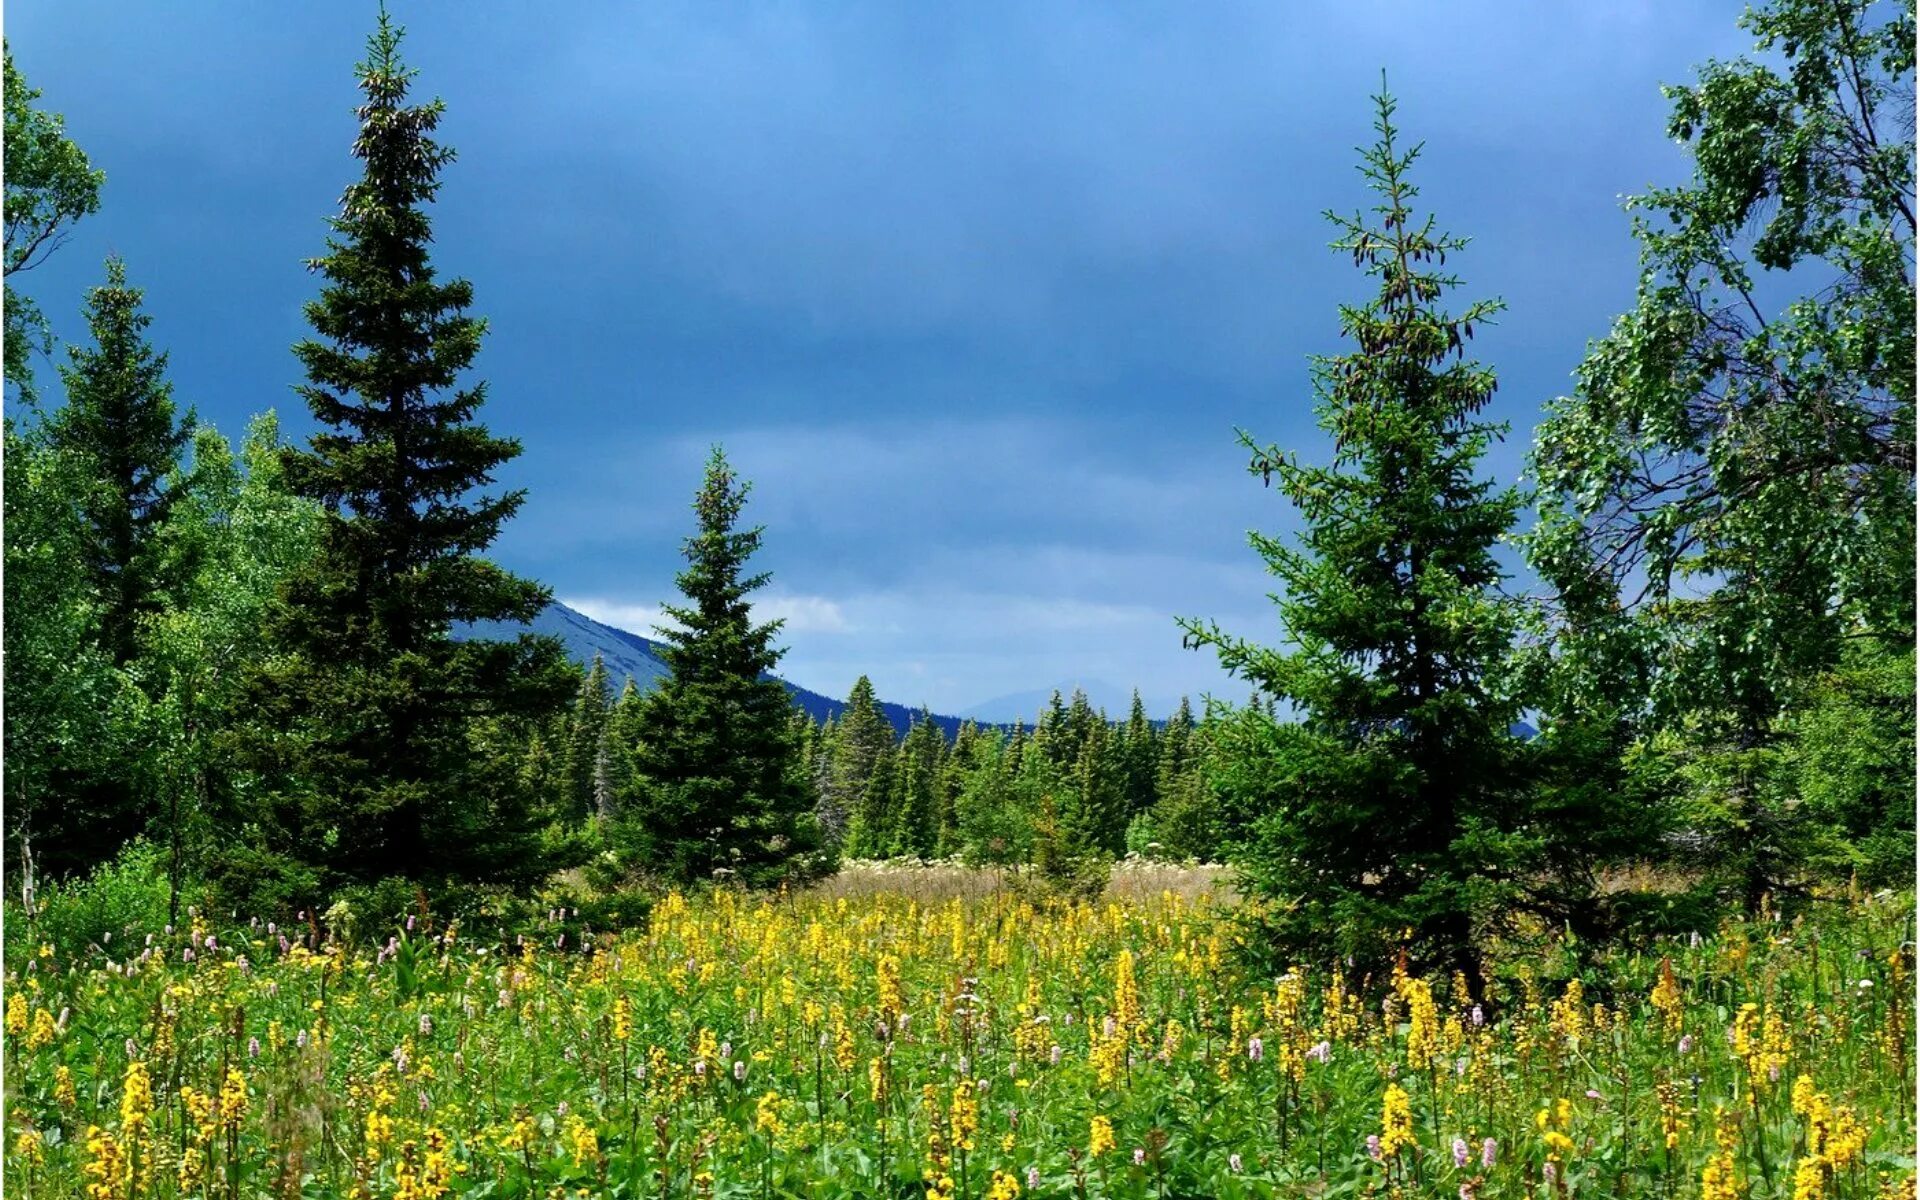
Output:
[17,839,179,962]
[1,416,149,879]
[1527,0,1915,908]
[1181,86,1531,984]
[1780,637,1916,889]
[3,41,104,405]
[561,654,613,822]
[229,14,574,908]
[824,676,892,850]
[49,256,196,668]
[614,447,832,890]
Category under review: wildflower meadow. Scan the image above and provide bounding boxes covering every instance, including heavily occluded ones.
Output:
[4,881,1913,1199]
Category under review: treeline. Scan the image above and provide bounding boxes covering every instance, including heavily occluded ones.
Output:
[548,669,1223,876]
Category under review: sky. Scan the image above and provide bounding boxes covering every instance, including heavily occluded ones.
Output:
[8,2,1755,717]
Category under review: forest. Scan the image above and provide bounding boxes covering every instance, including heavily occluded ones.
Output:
[0,2,1913,1195]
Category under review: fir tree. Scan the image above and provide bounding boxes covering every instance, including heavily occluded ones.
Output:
[50,256,195,667]
[617,448,828,888]
[1181,86,1529,986]
[233,14,573,903]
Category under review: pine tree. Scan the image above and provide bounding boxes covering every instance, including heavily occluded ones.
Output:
[851,742,900,859]
[1067,719,1127,858]
[50,256,195,667]
[826,676,892,846]
[601,678,645,821]
[891,709,944,859]
[1119,690,1158,822]
[233,14,573,904]
[1154,697,1194,802]
[1035,690,1070,768]
[563,654,613,821]
[1180,86,1529,986]
[617,448,827,888]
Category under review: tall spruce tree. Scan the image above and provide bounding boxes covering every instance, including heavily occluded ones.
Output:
[233,14,571,905]
[1119,690,1158,821]
[825,675,892,846]
[617,448,828,888]
[563,653,613,821]
[891,709,944,858]
[50,257,195,668]
[1181,87,1529,985]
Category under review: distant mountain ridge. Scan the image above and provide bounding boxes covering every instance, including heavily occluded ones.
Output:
[459,601,1537,742]
[458,601,977,738]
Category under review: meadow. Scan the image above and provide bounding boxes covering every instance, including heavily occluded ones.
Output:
[2,871,1913,1200]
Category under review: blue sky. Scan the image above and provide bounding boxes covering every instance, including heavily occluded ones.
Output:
[9,3,1751,716]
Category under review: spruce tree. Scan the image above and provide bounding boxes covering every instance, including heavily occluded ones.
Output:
[1154,697,1194,802]
[617,448,828,888]
[850,742,899,859]
[1181,86,1528,985]
[234,14,572,904]
[826,675,892,845]
[563,653,612,821]
[1119,690,1158,821]
[891,709,943,858]
[51,256,195,667]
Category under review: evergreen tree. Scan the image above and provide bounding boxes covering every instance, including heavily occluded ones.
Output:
[1118,690,1158,821]
[601,678,645,821]
[845,741,894,858]
[935,721,978,856]
[955,732,1028,869]
[891,709,944,858]
[616,448,828,888]
[808,715,844,844]
[50,257,195,668]
[563,654,612,821]
[1035,690,1071,768]
[1154,697,1195,802]
[1181,87,1529,985]
[825,676,892,847]
[1067,719,1127,857]
[232,14,572,905]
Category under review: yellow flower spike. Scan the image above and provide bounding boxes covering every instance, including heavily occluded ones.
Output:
[1380,1083,1414,1158]
[1089,1114,1116,1158]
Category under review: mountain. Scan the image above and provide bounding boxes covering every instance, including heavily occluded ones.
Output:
[458,601,977,738]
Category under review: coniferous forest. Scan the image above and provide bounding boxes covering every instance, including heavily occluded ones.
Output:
[1,4,1914,1197]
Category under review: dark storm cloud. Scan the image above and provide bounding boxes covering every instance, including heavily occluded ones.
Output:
[8,1,1747,709]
